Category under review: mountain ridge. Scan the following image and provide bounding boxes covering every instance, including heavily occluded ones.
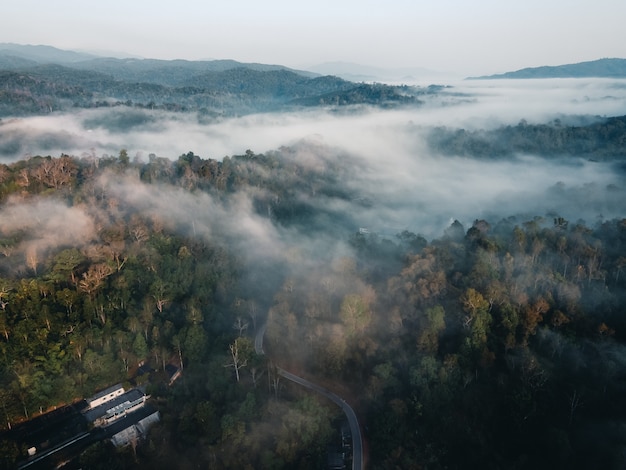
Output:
[0,43,317,79]
[469,58,626,79]
[0,44,424,118]
[0,42,98,63]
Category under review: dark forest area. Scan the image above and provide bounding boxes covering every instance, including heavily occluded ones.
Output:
[427,115,626,161]
[0,63,421,118]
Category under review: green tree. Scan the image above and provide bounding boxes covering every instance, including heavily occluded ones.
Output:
[184,325,207,363]
[48,248,85,286]
[417,305,446,353]
[461,288,492,360]
[118,148,130,166]
[132,332,148,359]
[339,288,374,337]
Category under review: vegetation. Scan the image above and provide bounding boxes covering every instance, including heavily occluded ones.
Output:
[5,43,626,469]
[0,148,350,468]
[427,115,626,160]
[0,135,625,468]
[470,57,626,79]
[0,61,421,118]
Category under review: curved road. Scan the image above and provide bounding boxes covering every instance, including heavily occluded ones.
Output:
[254,322,267,355]
[255,322,363,470]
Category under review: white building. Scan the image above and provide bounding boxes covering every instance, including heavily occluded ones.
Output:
[86,384,125,410]
[83,388,145,426]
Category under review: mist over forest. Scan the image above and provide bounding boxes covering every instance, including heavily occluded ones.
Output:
[2,78,626,237]
[2,51,626,469]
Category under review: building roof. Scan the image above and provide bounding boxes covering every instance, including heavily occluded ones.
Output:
[110,425,139,447]
[86,383,124,404]
[83,389,145,423]
[110,410,160,447]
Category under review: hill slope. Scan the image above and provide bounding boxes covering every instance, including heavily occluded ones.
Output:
[470,58,626,79]
[0,42,97,64]
[0,46,424,117]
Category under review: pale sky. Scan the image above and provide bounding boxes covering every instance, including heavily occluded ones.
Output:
[2,0,625,76]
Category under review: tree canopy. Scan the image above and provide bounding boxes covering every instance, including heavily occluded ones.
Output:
[1,145,626,469]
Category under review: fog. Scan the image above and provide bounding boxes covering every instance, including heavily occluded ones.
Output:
[0,198,96,274]
[2,78,626,242]
[3,78,626,159]
[98,171,293,264]
[3,77,626,468]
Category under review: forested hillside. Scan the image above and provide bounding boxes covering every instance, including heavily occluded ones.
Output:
[0,140,625,468]
[471,58,626,79]
[0,59,421,118]
[427,115,626,160]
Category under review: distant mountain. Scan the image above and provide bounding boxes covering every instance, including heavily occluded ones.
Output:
[0,45,425,118]
[470,58,626,79]
[69,57,318,86]
[0,54,37,70]
[0,43,317,81]
[0,43,97,65]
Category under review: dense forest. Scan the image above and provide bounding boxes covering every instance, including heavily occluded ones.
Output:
[0,61,422,118]
[0,137,625,469]
[426,115,626,161]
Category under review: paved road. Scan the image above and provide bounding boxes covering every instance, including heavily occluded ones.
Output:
[255,320,363,470]
[18,432,91,469]
[277,367,363,470]
[17,405,159,469]
[254,322,267,355]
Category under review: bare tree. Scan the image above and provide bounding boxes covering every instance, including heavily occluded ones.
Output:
[151,281,169,313]
[79,263,113,298]
[233,317,249,337]
[17,168,29,189]
[129,215,149,244]
[102,241,126,272]
[250,366,265,389]
[32,158,54,187]
[225,338,248,382]
[51,155,77,190]
[568,389,584,426]
[0,285,10,311]
[25,245,39,275]
[270,370,281,400]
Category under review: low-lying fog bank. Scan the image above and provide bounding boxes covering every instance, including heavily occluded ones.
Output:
[1,78,625,239]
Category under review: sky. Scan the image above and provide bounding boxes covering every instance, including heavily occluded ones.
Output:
[2,0,625,76]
